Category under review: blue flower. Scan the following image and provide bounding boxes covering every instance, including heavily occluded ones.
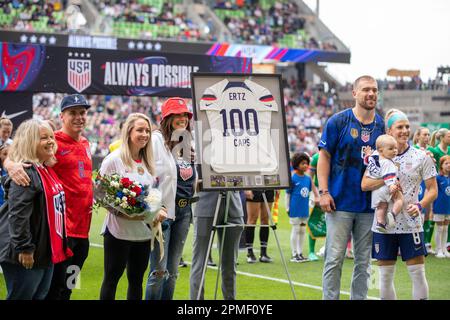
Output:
[116,191,124,199]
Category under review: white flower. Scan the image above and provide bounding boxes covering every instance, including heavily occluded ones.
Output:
[111,181,120,188]
[120,202,128,208]
[146,188,162,212]
[130,191,136,198]
[123,189,129,195]
[122,196,128,202]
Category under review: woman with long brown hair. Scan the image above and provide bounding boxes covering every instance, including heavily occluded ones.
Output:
[145,97,196,300]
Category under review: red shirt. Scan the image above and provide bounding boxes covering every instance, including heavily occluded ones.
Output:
[53,131,93,238]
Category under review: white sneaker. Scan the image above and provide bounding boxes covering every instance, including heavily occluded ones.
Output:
[316,246,325,257]
[436,252,446,259]
[425,244,436,255]
[386,212,396,229]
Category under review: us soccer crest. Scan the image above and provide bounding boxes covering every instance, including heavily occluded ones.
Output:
[350,128,358,139]
[178,159,193,181]
[361,128,370,143]
[68,53,91,93]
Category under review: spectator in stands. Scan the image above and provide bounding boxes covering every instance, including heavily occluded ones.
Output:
[0,118,13,146]
[5,94,94,300]
[318,75,385,300]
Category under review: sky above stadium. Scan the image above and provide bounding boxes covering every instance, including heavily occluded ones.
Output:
[304,0,450,84]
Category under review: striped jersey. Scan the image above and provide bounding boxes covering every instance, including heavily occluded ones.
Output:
[199,79,278,173]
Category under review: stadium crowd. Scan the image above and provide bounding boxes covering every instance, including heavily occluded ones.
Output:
[0,0,68,32]
[94,0,215,42]
[214,0,337,50]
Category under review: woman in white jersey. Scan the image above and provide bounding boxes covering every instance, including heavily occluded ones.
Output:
[98,113,166,300]
[362,109,437,300]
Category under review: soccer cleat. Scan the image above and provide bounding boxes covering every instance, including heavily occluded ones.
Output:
[247,252,257,264]
[290,254,300,262]
[425,244,436,255]
[375,222,388,233]
[316,246,325,257]
[259,254,273,263]
[297,254,309,262]
[179,257,187,268]
[207,256,217,267]
[436,252,446,259]
[308,252,319,261]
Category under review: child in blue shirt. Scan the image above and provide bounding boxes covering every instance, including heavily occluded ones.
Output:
[286,153,319,262]
[433,155,450,258]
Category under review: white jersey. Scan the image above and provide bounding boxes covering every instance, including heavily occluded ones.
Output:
[370,146,437,234]
[199,79,278,173]
[367,150,399,208]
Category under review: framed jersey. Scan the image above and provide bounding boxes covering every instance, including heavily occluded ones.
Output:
[191,73,291,191]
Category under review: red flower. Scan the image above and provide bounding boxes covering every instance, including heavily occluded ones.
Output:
[131,185,142,196]
[127,197,137,206]
[121,177,132,188]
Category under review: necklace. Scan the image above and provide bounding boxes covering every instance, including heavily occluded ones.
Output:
[356,117,377,134]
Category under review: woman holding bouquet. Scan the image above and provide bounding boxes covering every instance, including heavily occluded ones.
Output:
[0,119,72,299]
[99,113,166,300]
[145,97,196,300]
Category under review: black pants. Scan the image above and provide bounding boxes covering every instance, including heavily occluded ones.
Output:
[46,237,90,300]
[100,231,151,300]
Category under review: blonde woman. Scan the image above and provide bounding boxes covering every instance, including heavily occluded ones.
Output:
[412,127,435,254]
[0,119,72,300]
[362,109,437,300]
[412,127,431,150]
[429,128,450,172]
[98,113,166,300]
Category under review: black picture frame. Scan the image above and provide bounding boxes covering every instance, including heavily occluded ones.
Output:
[191,72,292,192]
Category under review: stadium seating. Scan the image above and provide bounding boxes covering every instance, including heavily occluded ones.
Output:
[0,1,67,33]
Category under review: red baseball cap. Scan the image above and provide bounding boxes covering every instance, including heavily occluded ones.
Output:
[161,97,193,121]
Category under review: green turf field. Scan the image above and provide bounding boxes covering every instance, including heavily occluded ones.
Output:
[1,191,450,300]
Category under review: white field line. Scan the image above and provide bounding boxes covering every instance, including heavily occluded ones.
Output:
[89,242,380,300]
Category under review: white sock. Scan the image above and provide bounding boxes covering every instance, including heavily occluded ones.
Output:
[435,224,444,254]
[290,225,300,256]
[298,224,306,256]
[379,265,397,300]
[442,225,449,253]
[407,264,429,300]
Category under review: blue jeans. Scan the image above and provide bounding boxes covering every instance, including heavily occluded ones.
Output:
[145,205,192,300]
[1,262,54,300]
[322,211,373,300]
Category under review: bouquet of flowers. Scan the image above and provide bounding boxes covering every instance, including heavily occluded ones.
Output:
[94,173,162,222]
